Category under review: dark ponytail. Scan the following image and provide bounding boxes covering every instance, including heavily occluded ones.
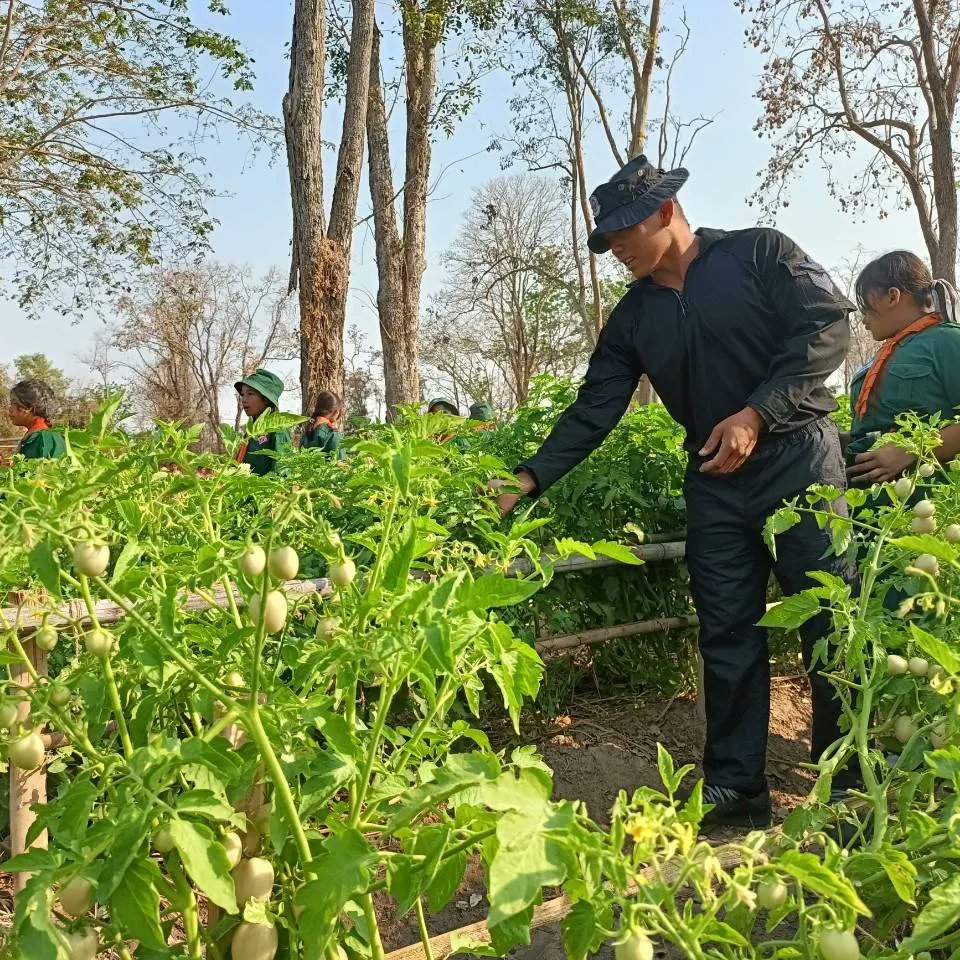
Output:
[855,250,960,323]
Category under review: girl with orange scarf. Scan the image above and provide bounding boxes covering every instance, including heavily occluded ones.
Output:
[846,251,960,485]
[9,380,65,460]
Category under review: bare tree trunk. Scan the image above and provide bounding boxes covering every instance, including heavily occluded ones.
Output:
[620,0,661,158]
[366,14,426,417]
[397,2,437,407]
[285,0,375,415]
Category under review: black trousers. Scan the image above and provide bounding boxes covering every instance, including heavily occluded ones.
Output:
[684,419,858,796]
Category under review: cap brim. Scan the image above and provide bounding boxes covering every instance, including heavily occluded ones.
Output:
[587,169,689,255]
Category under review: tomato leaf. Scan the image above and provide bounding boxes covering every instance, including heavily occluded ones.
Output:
[296,830,377,955]
[487,807,569,927]
[889,534,959,563]
[110,858,165,949]
[760,593,822,630]
[460,574,542,612]
[590,540,643,565]
[28,539,61,598]
[777,850,869,915]
[109,540,142,585]
[901,874,960,951]
[562,900,609,960]
[168,818,237,913]
[383,520,417,592]
[909,624,960,674]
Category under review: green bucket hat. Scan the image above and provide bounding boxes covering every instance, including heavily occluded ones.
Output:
[468,401,494,421]
[235,368,284,409]
[427,397,459,416]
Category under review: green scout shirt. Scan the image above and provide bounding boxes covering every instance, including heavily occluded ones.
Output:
[240,428,292,476]
[18,428,65,460]
[849,322,960,459]
[300,422,343,457]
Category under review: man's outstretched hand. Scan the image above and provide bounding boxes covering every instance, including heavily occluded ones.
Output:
[699,407,765,475]
[488,470,536,516]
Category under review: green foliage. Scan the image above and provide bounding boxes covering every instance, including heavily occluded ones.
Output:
[0,0,278,314]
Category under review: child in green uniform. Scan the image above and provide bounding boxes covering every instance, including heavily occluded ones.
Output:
[9,380,65,460]
[845,251,960,485]
[427,397,470,451]
[300,390,344,457]
[234,369,292,476]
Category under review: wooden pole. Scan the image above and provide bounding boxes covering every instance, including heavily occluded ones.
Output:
[8,637,48,892]
[535,614,699,655]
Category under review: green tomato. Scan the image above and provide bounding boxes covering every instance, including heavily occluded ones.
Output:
[945,523,960,543]
[911,515,937,535]
[908,656,930,677]
[249,591,288,634]
[919,462,936,478]
[329,559,356,588]
[49,684,71,708]
[913,499,936,518]
[267,546,299,581]
[232,856,275,906]
[316,616,340,640]
[73,541,109,578]
[222,831,243,870]
[152,825,176,854]
[62,925,98,960]
[819,928,860,960]
[84,629,113,658]
[8,731,44,769]
[886,654,909,676]
[913,554,940,577]
[239,545,267,578]
[893,477,914,500]
[58,876,95,918]
[231,921,278,960]
[614,933,654,960]
[224,671,245,689]
[893,715,918,743]
[0,702,20,729]
[756,879,788,911]
[34,626,59,651]
[929,723,950,749]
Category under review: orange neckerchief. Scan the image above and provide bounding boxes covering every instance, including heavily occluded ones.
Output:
[854,313,941,418]
[18,417,50,448]
[235,441,249,464]
[309,416,337,430]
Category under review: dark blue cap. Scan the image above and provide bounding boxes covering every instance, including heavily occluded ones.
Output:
[587,155,689,254]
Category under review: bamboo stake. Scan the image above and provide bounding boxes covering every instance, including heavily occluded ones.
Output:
[535,614,699,655]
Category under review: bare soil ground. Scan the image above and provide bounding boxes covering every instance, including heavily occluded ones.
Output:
[0,679,816,959]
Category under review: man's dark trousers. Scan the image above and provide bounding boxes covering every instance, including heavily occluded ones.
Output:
[684,418,858,797]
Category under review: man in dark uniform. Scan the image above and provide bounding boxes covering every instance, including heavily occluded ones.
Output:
[494,156,857,827]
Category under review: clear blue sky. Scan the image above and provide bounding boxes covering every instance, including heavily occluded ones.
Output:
[3,0,927,390]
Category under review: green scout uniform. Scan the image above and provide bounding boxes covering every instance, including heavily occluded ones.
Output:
[18,423,65,460]
[849,323,960,461]
[234,369,291,476]
[427,397,469,452]
[300,418,343,457]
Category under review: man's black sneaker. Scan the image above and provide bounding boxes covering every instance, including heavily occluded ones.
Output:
[699,784,772,829]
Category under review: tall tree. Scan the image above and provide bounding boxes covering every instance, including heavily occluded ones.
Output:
[284,0,376,414]
[738,0,960,283]
[0,0,275,315]
[364,1,500,415]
